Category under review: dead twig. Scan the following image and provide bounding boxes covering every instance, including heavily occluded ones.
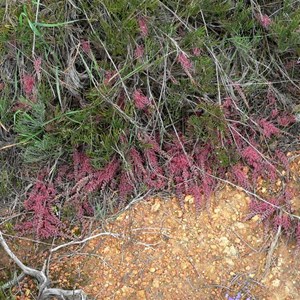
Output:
[0,230,87,300]
[0,272,25,291]
[263,222,282,278]
[50,231,121,253]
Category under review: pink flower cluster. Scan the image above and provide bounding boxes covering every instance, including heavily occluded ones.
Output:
[22,74,35,96]
[104,70,117,86]
[133,89,151,110]
[81,40,91,54]
[258,118,280,138]
[192,48,201,57]
[134,45,144,59]
[241,146,261,166]
[15,171,63,238]
[177,52,193,73]
[258,14,272,29]
[231,164,250,189]
[33,57,42,78]
[138,17,148,37]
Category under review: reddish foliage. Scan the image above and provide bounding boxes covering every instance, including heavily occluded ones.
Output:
[17,152,121,237]
[164,140,216,208]
[275,150,289,170]
[16,113,295,241]
[229,124,246,151]
[84,158,120,193]
[145,172,166,190]
[73,149,93,181]
[138,17,148,37]
[145,148,159,171]
[258,118,280,138]
[119,171,134,202]
[129,147,147,180]
[33,57,42,78]
[169,153,190,175]
[15,172,63,239]
[127,143,166,191]
[232,164,250,189]
[258,14,272,28]
[135,45,144,59]
[264,162,277,183]
[202,173,215,199]
[281,187,293,205]
[189,185,203,211]
[195,144,211,169]
[69,152,119,219]
[277,114,296,127]
[22,74,35,96]
[164,135,191,203]
[222,97,233,110]
[177,52,193,73]
[241,146,261,166]
[133,89,151,110]
[274,214,292,232]
[252,164,264,183]
[249,198,278,221]
[81,40,91,54]
[192,47,201,56]
[271,109,279,118]
[248,187,295,240]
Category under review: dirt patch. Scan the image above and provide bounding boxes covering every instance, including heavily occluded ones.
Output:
[46,188,299,300]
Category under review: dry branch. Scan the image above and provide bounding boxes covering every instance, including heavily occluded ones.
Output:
[0,230,87,300]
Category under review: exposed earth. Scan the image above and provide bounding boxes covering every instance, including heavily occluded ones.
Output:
[1,154,300,300]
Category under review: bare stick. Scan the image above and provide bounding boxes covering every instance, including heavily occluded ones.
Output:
[263,222,282,278]
[0,230,87,300]
[0,272,25,290]
[50,231,121,253]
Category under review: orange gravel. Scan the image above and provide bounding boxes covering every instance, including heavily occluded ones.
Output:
[50,187,300,299]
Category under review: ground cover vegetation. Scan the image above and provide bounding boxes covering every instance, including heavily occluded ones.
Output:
[1,0,300,238]
[0,0,300,297]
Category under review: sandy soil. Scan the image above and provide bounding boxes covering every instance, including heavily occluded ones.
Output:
[48,190,297,300]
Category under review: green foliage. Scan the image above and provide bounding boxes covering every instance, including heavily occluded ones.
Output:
[94,196,118,220]
[222,2,254,34]
[22,134,62,163]
[0,288,14,300]
[3,222,15,235]
[14,98,46,142]
[272,9,300,54]
[0,168,10,198]
[215,148,232,168]
[13,98,62,163]
[194,55,216,94]
[187,103,227,142]
[0,97,11,125]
